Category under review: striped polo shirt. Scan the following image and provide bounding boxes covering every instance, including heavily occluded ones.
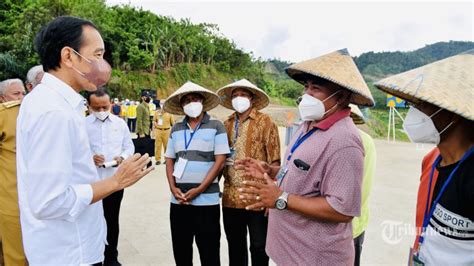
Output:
[165,112,230,206]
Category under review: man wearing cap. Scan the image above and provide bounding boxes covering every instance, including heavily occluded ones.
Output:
[25,65,44,92]
[374,50,474,265]
[0,79,27,265]
[236,49,374,265]
[164,81,230,266]
[217,79,281,266]
[136,91,151,138]
[153,100,174,165]
[349,104,377,266]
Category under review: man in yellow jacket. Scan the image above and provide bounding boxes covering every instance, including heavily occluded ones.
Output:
[0,78,28,266]
[127,101,137,132]
[153,100,174,165]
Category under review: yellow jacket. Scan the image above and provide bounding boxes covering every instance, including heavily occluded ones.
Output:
[127,105,137,118]
[0,100,21,216]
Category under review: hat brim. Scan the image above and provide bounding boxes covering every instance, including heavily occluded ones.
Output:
[217,86,269,110]
[164,91,220,115]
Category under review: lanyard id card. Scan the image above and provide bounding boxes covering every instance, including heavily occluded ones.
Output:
[158,118,163,126]
[173,157,188,179]
[226,148,236,166]
[276,166,289,187]
[408,247,425,266]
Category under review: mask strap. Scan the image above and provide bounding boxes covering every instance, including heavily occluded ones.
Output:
[438,121,454,135]
[429,108,443,118]
[322,90,341,103]
[71,49,92,63]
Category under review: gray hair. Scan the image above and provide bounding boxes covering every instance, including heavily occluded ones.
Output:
[26,65,44,87]
[0,78,24,96]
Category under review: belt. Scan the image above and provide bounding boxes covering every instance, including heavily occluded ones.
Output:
[156,128,170,130]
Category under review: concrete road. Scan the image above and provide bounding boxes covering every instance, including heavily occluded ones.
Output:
[118,127,435,265]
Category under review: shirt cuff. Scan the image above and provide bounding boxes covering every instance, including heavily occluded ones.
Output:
[67,184,93,222]
[326,195,360,217]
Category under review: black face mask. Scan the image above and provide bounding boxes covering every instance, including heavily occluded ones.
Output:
[144,97,151,103]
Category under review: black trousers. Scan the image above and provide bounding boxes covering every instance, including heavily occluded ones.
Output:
[223,207,269,266]
[170,203,221,266]
[103,189,124,265]
[353,231,365,266]
[127,118,136,132]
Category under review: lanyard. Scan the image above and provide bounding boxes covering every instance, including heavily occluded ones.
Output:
[232,114,240,147]
[287,127,318,162]
[184,121,201,151]
[419,146,474,246]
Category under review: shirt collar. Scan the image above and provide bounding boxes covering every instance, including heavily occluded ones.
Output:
[185,112,210,124]
[41,73,85,111]
[312,107,351,131]
[228,108,258,120]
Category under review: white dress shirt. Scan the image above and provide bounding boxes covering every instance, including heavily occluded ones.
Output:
[85,113,134,179]
[16,73,107,265]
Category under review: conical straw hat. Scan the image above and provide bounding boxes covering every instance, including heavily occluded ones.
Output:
[374,50,474,121]
[349,104,365,125]
[163,81,220,115]
[286,49,375,107]
[217,79,270,110]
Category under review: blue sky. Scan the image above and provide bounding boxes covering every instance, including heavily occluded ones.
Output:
[106,1,473,62]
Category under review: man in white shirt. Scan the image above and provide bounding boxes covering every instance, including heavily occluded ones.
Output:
[86,88,134,266]
[16,16,153,265]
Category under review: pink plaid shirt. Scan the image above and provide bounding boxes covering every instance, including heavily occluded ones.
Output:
[266,108,364,265]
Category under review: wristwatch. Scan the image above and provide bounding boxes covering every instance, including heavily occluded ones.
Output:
[275,191,289,210]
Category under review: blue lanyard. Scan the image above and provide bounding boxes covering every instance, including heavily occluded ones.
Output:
[232,114,239,147]
[184,122,201,151]
[419,146,474,245]
[287,127,318,161]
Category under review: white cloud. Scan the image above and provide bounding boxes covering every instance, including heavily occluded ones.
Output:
[106,1,473,62]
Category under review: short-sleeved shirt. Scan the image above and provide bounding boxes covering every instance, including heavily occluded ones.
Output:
[416,148,474,265]
[222,108,281,209]
[154,110,174,129]
[266,108,364,265]
[165,112,230,206]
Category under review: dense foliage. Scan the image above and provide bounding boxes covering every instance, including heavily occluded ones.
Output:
[1,0,471,107]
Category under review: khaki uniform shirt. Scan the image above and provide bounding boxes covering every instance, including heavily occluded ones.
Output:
[153,109,175,129]
[0,100,21,216]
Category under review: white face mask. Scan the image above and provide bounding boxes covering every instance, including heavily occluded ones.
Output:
[403,106,454,144]
[183,102,203,118]
[232,97,251,113]
[93,111,110,121]
[298,90,340,121]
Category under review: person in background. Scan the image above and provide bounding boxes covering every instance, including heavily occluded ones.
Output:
[0,79,27,265]
[127,100,137,132]
[136,91,151,138]
[0,79,25,102]
[149,96,156,132]
[25,65,44,92]
[375,50,474,265]
[153,99,174,165]
[86,88,134,266]
[349,104,377,266]
[236,49,375,265]
[164,81,230,266]
[16,16,153,264]
[217,79,281,266]
[120,99,128,121]
[111,98,121,117]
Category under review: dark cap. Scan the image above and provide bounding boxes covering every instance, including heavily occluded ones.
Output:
[141,90,150,97]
